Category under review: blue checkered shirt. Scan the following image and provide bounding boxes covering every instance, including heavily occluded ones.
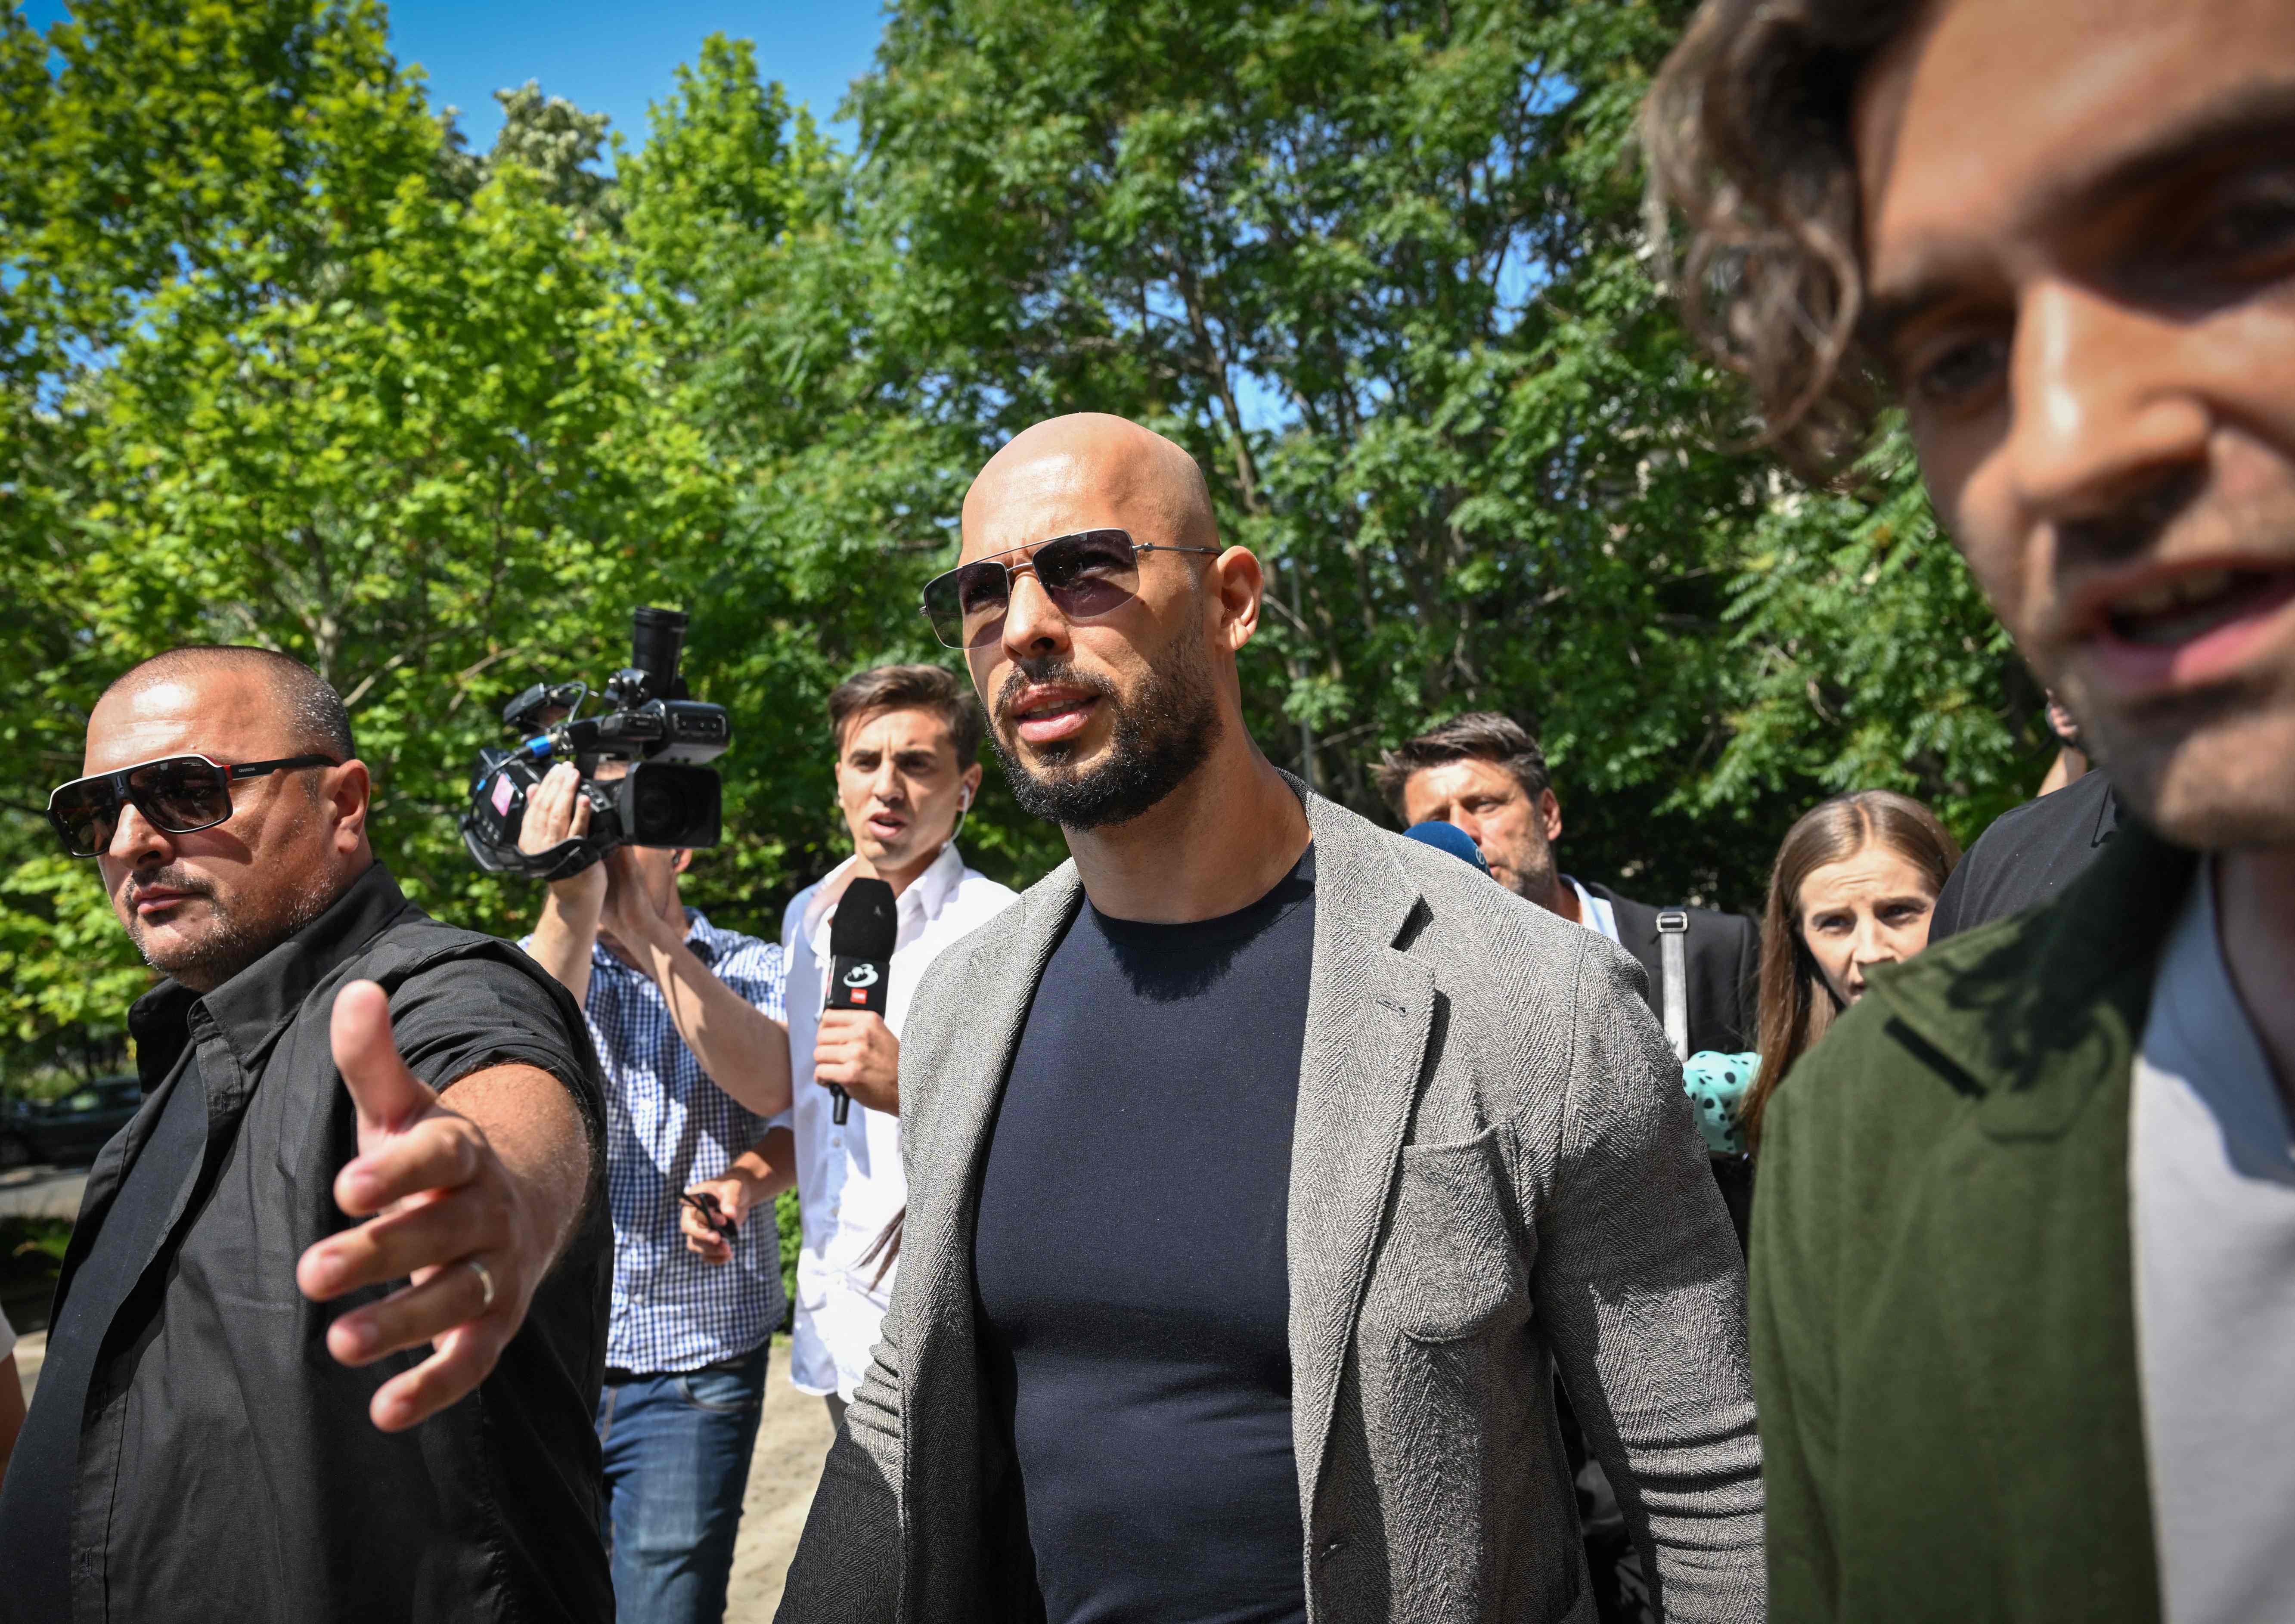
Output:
[524,909,788,1373]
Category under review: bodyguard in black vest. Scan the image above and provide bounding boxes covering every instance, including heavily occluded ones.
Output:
[1379,714,1758,1055]
[0,647,611,1623]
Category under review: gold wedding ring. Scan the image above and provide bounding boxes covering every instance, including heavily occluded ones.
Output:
[465,1256,497,1312]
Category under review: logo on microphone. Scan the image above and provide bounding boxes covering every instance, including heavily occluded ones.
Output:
[842,964,880,989]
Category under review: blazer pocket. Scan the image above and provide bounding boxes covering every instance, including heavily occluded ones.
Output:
[1373,1125,1526,1344]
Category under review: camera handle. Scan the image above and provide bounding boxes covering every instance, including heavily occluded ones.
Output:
[459,819,604,882]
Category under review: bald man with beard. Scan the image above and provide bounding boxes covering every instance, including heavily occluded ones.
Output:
[777,415,1763,1624]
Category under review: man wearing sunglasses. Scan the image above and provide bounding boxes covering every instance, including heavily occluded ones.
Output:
[0,647,613,1624]
[780,415,1762,1624]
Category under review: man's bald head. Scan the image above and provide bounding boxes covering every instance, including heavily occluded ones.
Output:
[79,646,372,992]
[100,647,355,763]
[961,413,1219,561]
[952,413,1271,834]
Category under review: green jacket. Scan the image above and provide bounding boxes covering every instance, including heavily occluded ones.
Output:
[1754,817,2197,1623]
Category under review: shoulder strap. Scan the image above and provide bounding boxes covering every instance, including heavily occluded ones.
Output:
[1656,909,1691,1062]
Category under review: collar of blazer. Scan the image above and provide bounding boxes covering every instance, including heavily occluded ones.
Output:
[1780,812,2194,1612]
[894,770,1439,1532]
[1860,811,2197,1143]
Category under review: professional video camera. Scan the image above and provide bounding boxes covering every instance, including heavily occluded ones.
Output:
[460,607,731,880]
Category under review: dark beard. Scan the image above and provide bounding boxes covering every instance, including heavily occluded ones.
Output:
[989,639,1223,831]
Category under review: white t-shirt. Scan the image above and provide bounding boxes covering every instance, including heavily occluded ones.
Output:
[782,843,1017,1400]
[2133,857,2295,1624]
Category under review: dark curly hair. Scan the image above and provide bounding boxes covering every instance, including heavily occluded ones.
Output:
[1643,0,1924,483]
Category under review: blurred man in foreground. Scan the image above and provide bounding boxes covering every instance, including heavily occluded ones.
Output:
[0,648,610,1622]
[1651,1,2295,1618]
[519,762,794,1624]
[0,1309,20,1490]
[771,664,1014,1426]
[778,414,1762,1623]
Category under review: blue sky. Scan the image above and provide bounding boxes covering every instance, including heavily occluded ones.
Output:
[22,1,891,159]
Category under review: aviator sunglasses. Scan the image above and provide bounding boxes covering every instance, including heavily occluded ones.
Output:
[47,752,341,858]
[918,528,1220,651]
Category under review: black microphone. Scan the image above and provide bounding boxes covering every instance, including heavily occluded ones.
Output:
[823,877,897,1126]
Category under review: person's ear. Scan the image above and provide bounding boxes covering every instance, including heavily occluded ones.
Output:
[1212,546,1264,653]
[960,764,981,812]
[1538,788,1563,844]
[328,759,372,856]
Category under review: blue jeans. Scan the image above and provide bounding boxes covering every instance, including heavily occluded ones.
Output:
[595,1342,771,1624]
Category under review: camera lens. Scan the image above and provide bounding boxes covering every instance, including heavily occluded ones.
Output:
[619,762,722,849]
[634,776,682,833]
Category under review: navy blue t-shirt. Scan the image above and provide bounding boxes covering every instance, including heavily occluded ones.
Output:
[973,850,1315,1624]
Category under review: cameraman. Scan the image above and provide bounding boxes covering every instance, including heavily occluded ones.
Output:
[518,762,794,1624]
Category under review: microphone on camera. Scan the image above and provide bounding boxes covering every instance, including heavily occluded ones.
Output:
[824,877,898,1126]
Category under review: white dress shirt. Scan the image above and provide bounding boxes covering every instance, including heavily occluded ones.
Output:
[1566,876,1620,944]
[782,842,1018,1400]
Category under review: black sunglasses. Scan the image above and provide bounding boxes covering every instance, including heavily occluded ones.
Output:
[918,528,1220,651]
[47,752,341,858]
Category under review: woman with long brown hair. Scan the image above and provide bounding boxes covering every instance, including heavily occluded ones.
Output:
[1741,791,1962,1148]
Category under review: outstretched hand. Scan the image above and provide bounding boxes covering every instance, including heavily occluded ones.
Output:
[295,980,551,1432]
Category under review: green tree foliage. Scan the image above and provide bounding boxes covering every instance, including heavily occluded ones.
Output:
[1709,424,2039,833]
[732,0,2050,899]
[2,0,2055,1084]
[0,0,727,1076]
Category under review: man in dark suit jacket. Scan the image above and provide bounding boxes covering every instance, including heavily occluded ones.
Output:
[1928,765,2118,942]
[1380,714,1758,1057]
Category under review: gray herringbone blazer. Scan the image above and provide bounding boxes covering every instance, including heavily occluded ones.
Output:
[778,784,1764,1624]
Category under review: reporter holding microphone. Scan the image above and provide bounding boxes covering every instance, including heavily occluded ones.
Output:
[776,666,1016,1428]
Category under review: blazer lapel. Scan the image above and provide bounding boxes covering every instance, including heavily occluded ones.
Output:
[898,860,1085,1610]
[1287,796,1436,1518]
[904,862,1085,1235]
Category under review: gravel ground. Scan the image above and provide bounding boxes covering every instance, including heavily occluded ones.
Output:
[725,1339,837,1620]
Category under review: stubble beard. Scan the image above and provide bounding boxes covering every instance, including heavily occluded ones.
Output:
[2076,678,2295,850]
[122,845,344,992]
[2011,487,2295,850]
[1489,826,1558,906]
[989,635,1225,832]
